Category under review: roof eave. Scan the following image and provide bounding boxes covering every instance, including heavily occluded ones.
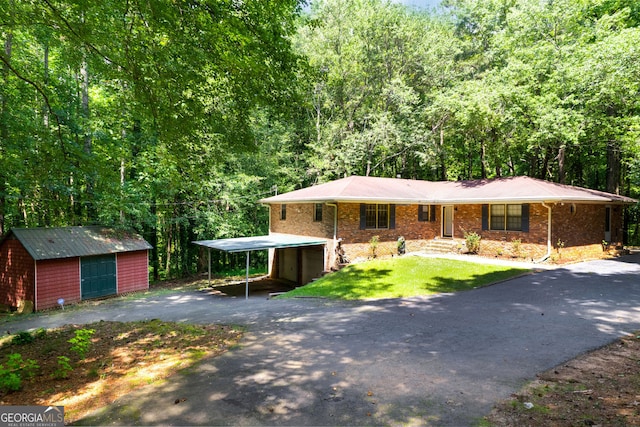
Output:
[261,196,636,205]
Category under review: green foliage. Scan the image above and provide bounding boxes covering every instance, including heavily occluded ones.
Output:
[53,356,73,380]
[465,231,481,254]
[1,0,639,279]
[511,238,522,258]
[299,0,461,180]
[0,371,21,392]
[11,331,35,346]
[369,235,380,258]
[0,353,40,392]
[68,329,95,360]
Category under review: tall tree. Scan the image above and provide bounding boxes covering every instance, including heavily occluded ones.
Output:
[297,0,462,181]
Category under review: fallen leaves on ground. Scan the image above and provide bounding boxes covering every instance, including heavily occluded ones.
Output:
[486,333,640,426]
[0,320,242,423]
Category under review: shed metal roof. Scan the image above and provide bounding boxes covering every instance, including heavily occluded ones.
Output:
[4,226,152,261]
[260,176,637,205]
[193,233,327,253]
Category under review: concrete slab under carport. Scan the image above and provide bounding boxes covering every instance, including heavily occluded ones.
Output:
[192,233,328,298]
[199,277,296,299]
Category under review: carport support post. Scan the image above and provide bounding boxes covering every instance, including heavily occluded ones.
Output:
[208,248,211,287]
[245,251,250,300]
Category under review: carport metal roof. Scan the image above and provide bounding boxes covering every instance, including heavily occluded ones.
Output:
[192,233,327,253]
[192,234,328,299]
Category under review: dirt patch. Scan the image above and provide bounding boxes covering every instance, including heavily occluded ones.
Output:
[0,320,242,424]
[485,333,640,426]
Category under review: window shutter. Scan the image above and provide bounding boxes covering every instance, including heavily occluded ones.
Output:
[430,205,436,222]
[418,205,424,221]
[389,205,396,229]
[521,204,530,232]
[360,204,367,230]
[482,204,489,230]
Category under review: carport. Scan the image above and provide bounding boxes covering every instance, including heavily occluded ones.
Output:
[193,233,328,299]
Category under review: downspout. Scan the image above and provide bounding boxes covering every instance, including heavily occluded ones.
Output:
[326,203,338,241]
[326,203,338,268]
[535,202,552,263]
[266,204,273,278]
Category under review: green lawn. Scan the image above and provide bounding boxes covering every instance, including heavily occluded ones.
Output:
[281,256,529,300]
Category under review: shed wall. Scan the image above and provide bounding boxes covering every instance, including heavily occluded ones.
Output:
[117,250,150,293]
[0,238,35,308]
[36,258,81,311]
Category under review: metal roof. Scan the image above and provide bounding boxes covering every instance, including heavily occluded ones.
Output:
[4,226,152,261]
[193,233,327,253]
[260,176,637,205]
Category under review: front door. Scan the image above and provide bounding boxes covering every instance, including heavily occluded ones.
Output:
[443,205,453,238]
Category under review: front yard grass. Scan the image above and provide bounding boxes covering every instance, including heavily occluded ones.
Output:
[281,256,530,300]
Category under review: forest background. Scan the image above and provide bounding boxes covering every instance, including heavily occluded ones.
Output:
[1,0,640,280]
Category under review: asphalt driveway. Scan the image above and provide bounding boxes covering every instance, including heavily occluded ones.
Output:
[7,255,640,426]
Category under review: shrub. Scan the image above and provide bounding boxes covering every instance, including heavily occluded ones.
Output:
[369,235,380,258]
[53,356,73,379]
[0,353,40,392]
[11,331,34,346]
[511,238,522,258]
[465,231,481,254]
[69,328,95,359]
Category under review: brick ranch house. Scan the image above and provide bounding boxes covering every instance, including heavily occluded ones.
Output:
[260,176,636,283]
[0,226,152,311]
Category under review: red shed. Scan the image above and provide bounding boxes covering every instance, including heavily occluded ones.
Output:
[0,226,152,311]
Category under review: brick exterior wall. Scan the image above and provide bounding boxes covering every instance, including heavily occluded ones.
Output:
[269,201,628,266]
[270,203,335,238]
[36,258,81,311]
[549,203,623,262]
[455,203,549,261]
[0,237,35,308]
[116,251,150,293]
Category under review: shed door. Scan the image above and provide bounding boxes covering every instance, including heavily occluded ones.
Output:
[81,254,117,299]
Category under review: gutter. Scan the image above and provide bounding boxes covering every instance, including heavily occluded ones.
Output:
[535,202,552,263]
[326,203,338,241]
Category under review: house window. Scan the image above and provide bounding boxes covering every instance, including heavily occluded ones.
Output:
[419,205,436,222]
[280,204,286,221]
[365,204,389,229]
[314,203,323,222]
[490,204,522,231]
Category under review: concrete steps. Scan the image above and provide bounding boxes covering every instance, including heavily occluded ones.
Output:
[423,239,459,254]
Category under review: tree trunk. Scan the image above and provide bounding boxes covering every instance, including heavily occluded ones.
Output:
[480,140,488,179]
[557,145,566,184]
[606,140,621,194]
[0,31,13,235]
[150,201,159,281]
[43,42,49,128]
[165,222,173,278]
[0,32,13,236]
[439,125,447,180]
[80,57,96,219]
